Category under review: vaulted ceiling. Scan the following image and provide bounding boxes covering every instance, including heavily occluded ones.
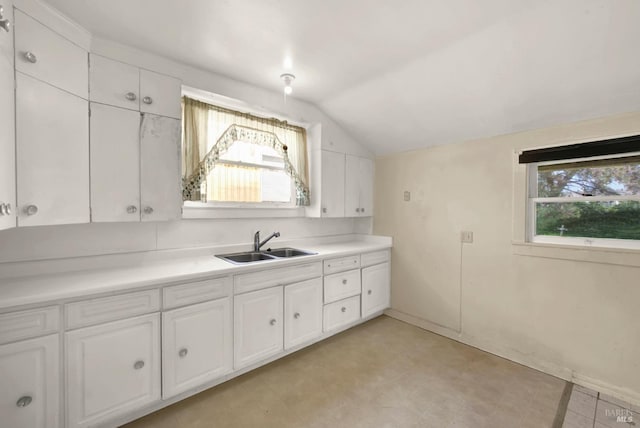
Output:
[46,0,640,155]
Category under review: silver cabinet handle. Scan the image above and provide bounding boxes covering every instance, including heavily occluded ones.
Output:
[142,96,153,104]
[269,318,277,326]
[0,6,10,33]
[341,307,347,313]
[143,206,153,214]
[368,290,372,295]
[342,279,347,285]
[125,92,137,101]
[126,205,138,214]
[294,312,300,319]
[322,207,327,214]
[24,204,38,216]
[133,360,145,370]
[24,51,37,63]
[361,208,365,213]
[0,203,11,216]
[178,348,188,358]
[16,396,32,407]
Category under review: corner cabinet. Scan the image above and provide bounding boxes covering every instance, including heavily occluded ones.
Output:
[65,314,161,428]
[0,0,15,230]
[345,155,374,217]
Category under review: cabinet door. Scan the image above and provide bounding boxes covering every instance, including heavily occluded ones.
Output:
[284,278,323,350]
[0,334,60,428]
[234,286,283,369]
[361,262,391,318]
[66,314,160,428]
[16,73,89,227]
[0,0,15,230]
[344,154,360,217]
[321,150,345,217]
[139,69,181,119]
[90,103,141,222]
[162,298,233,399]
[89,54,140,111]
[359,157,374,216]
[140,114,182,221]
[14,10,87,99]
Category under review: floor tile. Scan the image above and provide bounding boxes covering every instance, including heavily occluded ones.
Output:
[567,391,597,419]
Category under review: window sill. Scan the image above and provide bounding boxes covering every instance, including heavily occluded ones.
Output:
[512,241,640,268]
[182,204,304,219]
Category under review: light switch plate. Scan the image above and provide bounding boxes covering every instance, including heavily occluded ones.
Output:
[403,191,410,201]
[461,231,473,243]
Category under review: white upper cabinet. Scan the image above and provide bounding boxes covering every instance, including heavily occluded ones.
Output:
[162,298,233,399]
[140,69,182,119]
[89,54,139,110]
[14,9,87,99]
[0,334,60,428]
[90,103,141,222]
[66,314,161,428]
[16,72,89,227]
[345,155,374,217]
[319,150,345,217]
[140,114,182,221]
[0,0,15,230]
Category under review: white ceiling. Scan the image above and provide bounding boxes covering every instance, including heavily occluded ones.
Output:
[46,0,640,155]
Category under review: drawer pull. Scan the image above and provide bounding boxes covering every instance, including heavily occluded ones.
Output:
[24,51,37,63]
[342,279,347,285]
[16,396,32,408]
[125,92,137,101]
[178,348,188,358]
[126,205,138,214]
[133,360,145,370]
[143,206,154,214]
[24,204,38,216]
[269,318,277,326]
[142,96,153,104]
[368,289,372,295]
[341,307,346,313]
[294,312,301,319]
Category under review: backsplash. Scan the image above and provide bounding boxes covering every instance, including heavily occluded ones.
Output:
[0,217,369,264]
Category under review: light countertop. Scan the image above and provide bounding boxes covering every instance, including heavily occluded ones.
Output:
[0,234,391,311]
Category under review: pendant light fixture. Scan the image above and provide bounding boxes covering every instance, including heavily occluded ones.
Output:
[280,73,295,96]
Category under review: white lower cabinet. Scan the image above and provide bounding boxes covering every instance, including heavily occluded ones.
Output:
[162,298,233,399]
[65,313,161,428]
[0,334,60,428]
[234,286,283,370]
[284,278,323,350]
[361,262,391,318]
[323,295,361,333]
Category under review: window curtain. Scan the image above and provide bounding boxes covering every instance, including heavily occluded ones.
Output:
[181,96,310,205]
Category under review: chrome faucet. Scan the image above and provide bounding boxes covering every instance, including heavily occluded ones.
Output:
[254,231,280,252]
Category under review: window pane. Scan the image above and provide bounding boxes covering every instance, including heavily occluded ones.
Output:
[261,170,291,202]
[219,141,283,166]
[535,201,640,240]
[537,156,640,197]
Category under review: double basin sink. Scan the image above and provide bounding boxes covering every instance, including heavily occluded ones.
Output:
[217,247,317,265]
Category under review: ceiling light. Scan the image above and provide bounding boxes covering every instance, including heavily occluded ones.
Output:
[281,73,295,96]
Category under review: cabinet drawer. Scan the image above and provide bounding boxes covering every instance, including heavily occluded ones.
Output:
[361,250,390,267]
[15,9,88,98]
[323,254,360,275]
[323,269,361,304]
[89,54,140,110]
[0,306,59,345]
[234,261,322,295]
[163,276,231,310]
[323,295,360,333]
[65,289,160,329]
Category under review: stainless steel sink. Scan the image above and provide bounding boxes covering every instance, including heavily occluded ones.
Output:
[216,248,316,264]
[216,252,277,264]
[263,248,317,258]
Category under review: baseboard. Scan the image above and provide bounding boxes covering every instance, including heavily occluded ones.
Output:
[384,308,640,408]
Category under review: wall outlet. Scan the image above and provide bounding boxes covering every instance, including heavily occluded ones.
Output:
[461,231,473,243]
[403,191,411,201]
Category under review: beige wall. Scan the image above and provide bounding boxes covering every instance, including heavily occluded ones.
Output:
[374,111,640,405]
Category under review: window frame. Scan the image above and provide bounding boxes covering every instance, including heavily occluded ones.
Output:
[527,152,640,250]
